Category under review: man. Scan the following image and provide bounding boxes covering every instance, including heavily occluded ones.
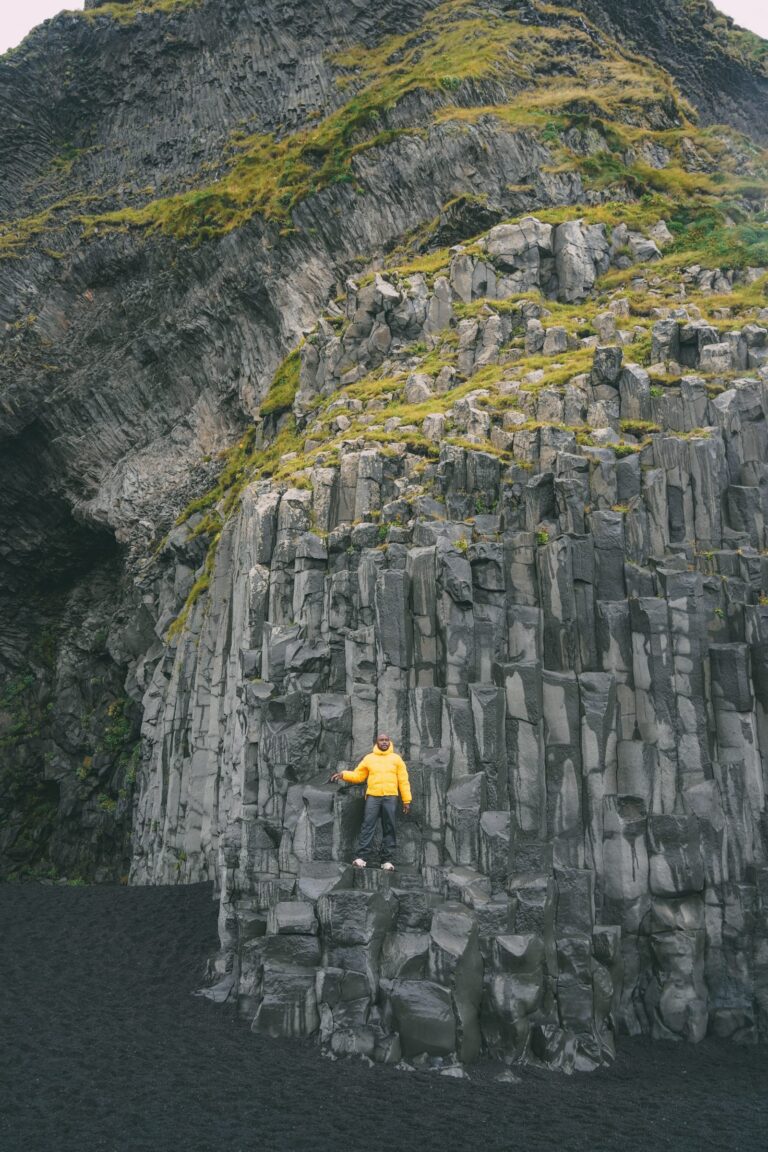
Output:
[331,733,411,870]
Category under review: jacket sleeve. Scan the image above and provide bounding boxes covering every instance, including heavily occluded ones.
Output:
[396,756,412,805]
[342,756,370,785]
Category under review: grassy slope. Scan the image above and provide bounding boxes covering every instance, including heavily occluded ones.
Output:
[681,0,768,77]
[0,0,711,254]
[84,0,694,240]
[2,0,765,263]
[74,0,202,22]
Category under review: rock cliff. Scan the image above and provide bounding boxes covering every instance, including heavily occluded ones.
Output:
[2,0,768,1070]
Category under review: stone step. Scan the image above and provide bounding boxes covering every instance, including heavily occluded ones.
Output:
[353,865,423,892]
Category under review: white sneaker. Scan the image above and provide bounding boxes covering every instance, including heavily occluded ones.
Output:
[353,858,366,868]
[381,862,395,872]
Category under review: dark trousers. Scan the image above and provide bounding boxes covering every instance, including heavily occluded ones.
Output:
[357,795,398,862]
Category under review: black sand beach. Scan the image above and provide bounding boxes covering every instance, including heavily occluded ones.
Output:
[1,882,766,1152]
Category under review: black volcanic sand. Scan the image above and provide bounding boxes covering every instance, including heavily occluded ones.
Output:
[1,883,767,1152]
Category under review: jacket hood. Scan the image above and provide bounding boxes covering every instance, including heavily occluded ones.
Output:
[372,743,396,755]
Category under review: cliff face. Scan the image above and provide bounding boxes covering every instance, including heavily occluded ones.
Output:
[573,0,768,143]
[0,0,453,874]
[2,0,768,1068]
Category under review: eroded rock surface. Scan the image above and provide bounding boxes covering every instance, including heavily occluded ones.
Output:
[123,235,768,1067]
[2,0,768,1072]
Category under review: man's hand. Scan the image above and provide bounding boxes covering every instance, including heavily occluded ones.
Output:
[402,803,410,815]
[329,772,344,783]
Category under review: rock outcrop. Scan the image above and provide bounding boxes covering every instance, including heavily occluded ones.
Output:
[128,230,768,1067]
[2,0,768,1071]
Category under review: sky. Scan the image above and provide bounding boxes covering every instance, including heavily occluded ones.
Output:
[716,0,768,38]
[1,2,85,56]
[1,0,768,56]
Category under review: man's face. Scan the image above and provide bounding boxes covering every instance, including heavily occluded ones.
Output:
[376,734,391,751]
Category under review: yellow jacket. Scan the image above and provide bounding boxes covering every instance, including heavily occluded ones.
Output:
[342,744,412,803]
